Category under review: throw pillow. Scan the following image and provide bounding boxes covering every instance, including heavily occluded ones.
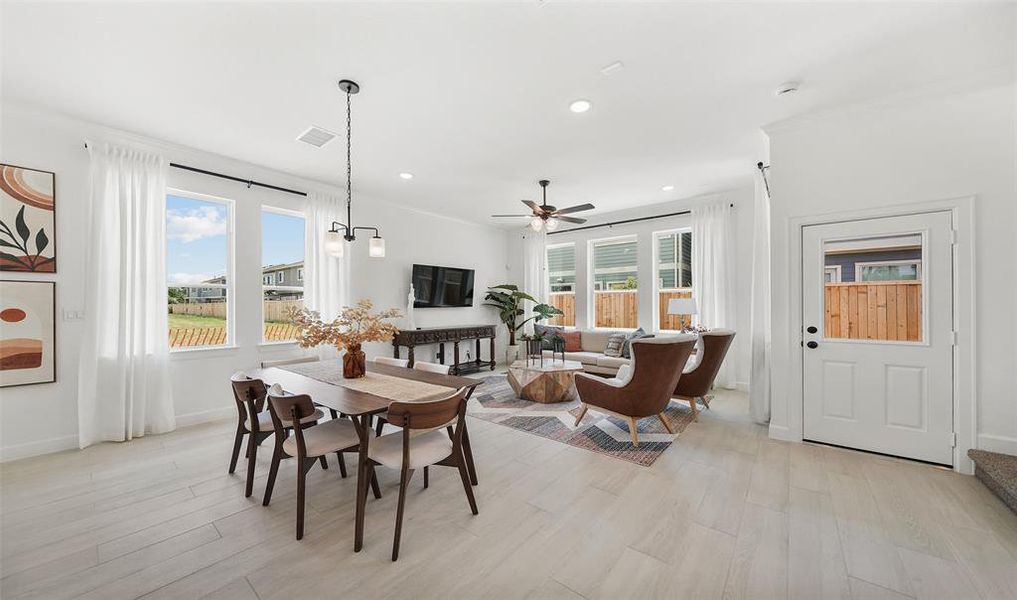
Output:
[534,323,564,350]
[604,333,627,358]
[563,330,582,352]
[621,327,647,359]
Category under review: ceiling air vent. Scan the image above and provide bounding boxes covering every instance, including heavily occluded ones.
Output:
[296,125,337,148]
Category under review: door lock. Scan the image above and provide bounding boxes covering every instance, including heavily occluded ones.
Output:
[806,341,819,349]
[806,326,818,334]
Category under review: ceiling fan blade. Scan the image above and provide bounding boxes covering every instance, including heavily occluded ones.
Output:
[556,216,587,224]
[521,199,544,213]
[552,203,595,216]
[491,214,532,218]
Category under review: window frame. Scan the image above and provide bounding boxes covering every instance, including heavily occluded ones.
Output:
[260,205,306,345]
[166,188,236,352]
[546,241,577,328]
[854,259,922,282]
[824,265,842,283]
[652,228,694,333]
[588,234,639,330]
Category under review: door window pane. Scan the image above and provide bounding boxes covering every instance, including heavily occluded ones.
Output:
[262,209,305,342]
[824,234,922,341]
[592,236,638,328]
[546,243,575,327]
[656,230,693,331]
[167,193,230,349]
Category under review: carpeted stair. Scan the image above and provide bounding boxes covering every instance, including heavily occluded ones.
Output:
[968,449,1017,514]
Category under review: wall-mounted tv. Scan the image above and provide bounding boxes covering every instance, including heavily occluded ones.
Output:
[412,264,475,308]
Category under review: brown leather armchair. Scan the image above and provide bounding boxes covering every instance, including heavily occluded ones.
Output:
[573,336,696,445]
[674,330,736,421]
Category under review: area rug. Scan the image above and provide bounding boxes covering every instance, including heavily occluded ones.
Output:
[467,375,694,466]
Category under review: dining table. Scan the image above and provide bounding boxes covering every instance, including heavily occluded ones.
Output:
[248,361,484,552]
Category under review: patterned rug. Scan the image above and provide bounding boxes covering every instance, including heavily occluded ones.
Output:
[467,375,694,466]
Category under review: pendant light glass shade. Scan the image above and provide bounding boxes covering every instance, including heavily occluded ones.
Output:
[324,230,345,258]
[530,217,544,232]
[369,236,386,258]
[545,217,560,231]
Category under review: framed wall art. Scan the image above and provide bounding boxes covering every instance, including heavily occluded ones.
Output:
[0,164,56,272]
[0,280,56,387]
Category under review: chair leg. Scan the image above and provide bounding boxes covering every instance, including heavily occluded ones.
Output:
[336,451,347,478]
[262,444,282,506]
[319,455,328,470]
[687,397,699,422]
[370,464,382,499]
[461,422,478,486]
[628,417,640,446]
[657,412,675,434]
[296,465,306,540]
[702,395,712,409]
[329,409,339,420]
[375,417,386,437]
[244,433,258,498]
[423,466,429,489]
[392,467,414,561]
[574,403,589,427]
[228,426,244,474]
[455,451,479,515]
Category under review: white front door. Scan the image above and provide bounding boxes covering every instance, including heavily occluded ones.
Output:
[802,211,954,465]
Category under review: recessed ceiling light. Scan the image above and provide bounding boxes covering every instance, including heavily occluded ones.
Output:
[399,172,414,180]
[661,185,675,192]
[569,99,592,113]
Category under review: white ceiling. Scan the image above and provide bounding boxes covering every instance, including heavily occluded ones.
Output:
[3,2,1014,226]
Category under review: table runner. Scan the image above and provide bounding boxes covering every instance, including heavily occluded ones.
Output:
[278,359,455,402]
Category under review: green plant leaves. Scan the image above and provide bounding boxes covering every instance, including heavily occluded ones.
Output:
[35,228,48,254]
[15,206,29,244]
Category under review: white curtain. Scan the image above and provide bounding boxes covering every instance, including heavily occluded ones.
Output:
[749,171,772,424]
[77,142,175,448]
[691,202,735,389]
[521,230,547,335]
[304,192,350,359]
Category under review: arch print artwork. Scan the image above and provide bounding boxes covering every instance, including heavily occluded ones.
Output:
[0,280,55,387]
[0,164,56,272]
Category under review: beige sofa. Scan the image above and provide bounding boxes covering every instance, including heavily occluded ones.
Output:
[540,330,633,376]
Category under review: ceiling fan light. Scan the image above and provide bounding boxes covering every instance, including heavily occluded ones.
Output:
[530,217,544,232]
[545,217,560,231]
[324,231,345,258]
[369,236,386,258]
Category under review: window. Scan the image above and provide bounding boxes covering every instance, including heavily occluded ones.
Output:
[546,243,575,327]
[655,230,693,331]
[856,260,921,282]
[591,236,638,328]
[824,265,842,283]
[166,191,232,349]
[262,208,305,342]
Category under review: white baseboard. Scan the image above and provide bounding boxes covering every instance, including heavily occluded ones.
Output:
[0,434,79,463]
[174,406,233,428]
[734,381,749,393]
[768,423,798,442]
[976,433,1017,456]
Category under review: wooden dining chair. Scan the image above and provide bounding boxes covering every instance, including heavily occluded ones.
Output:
[374,356,410,368]
[364,387,477,560]
[229,373,324,498]
[260,356,319,369]
[266,388,382,540]
[413,360,451,375]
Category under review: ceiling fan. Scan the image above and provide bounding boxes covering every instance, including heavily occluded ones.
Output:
[491,179,595,232]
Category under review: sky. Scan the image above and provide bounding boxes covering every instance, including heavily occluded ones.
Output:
[165,194,304,285]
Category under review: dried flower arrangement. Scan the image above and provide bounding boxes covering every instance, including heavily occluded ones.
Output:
[287,299,402,378]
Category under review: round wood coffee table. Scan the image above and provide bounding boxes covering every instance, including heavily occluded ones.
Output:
[506,359,585,403]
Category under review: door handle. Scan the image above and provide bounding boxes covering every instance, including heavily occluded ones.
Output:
[806,341,819,349]
[806,326,818,334]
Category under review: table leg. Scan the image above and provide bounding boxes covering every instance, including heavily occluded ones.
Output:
[489,336,495,370]
[408,346,415,368]
[453,342,460,374]
[463,387,478,486]
[354,413,372,552]
[438,343,445,365]
[393,342,400,360]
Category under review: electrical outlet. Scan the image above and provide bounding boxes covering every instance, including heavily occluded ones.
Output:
[62,310,85,321]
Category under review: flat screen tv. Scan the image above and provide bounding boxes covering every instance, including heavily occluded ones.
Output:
[412,264,475,308]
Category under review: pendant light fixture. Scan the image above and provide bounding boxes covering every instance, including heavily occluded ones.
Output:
[325,79,385,259]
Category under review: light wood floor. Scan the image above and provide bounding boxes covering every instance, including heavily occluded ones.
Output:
[3,390,1017,600]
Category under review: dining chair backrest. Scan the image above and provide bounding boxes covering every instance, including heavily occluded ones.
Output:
[386,387,468,431]
[374,356,410,368]
[261,356,319,369]
[231,372,267,428]
[413,361,450,375]
[267,390,316,427]
[675,330,736,397]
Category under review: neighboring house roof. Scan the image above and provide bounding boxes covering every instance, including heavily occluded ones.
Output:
[201,260,304,284]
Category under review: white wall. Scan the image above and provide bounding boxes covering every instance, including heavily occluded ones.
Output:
[0,105,510,460]
[507,189,756,390]
[766,83,1017,457]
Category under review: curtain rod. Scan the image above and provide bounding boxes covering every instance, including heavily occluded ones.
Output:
[546,203,734,236]
[83,141,307,197]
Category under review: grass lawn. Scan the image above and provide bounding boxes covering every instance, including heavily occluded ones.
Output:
[168,313,227,329]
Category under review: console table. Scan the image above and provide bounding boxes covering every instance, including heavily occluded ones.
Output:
[393,325,497,375]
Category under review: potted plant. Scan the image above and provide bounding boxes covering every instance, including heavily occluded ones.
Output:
[287,299,402,378]
[483,284,563,364]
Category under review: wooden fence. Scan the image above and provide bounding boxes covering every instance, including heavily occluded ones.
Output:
[824,282,921,341]
[658,289,693,331]
[547,293,575,326]
[593,291,638,329]
[169,299,303,321]
[547,290,694,330]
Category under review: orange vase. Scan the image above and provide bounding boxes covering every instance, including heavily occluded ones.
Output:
[343,343,366,378]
